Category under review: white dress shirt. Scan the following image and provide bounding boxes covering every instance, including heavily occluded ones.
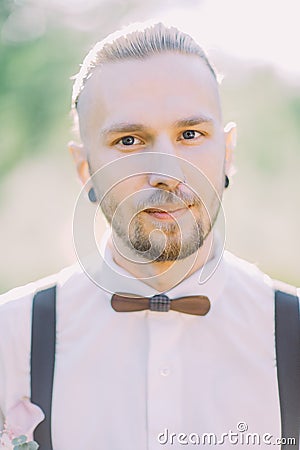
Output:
[0,236,290,449]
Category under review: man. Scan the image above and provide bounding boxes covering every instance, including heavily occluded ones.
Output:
[0,22,299,450]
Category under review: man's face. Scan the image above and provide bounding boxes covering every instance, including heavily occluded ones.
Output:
[76,52,233,262]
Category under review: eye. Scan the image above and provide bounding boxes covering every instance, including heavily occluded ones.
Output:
[117,135,143,146]
[181,130,201,140]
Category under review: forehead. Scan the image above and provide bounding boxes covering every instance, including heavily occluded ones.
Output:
[77,52,222,133]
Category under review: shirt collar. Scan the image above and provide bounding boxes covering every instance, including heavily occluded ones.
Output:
[100,229,228,306]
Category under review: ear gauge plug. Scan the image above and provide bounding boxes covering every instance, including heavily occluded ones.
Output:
[224,175,230,189]
[88,187,97,203]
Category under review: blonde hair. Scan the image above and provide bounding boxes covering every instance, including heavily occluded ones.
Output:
[72,22,216,109]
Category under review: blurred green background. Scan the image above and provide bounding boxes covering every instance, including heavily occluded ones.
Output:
[0,0,299,293]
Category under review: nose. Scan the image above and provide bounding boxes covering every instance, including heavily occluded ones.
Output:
[148,135,186,191]
[148,173,184,190]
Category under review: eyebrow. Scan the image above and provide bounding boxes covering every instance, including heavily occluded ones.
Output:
[173,115,214,128]
[99,115,214,138]
[100,123,149,137]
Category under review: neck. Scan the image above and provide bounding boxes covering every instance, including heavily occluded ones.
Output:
[107,231,215,292]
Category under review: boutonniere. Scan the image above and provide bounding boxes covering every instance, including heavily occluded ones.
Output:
[0,429,39,449]
[0,397,45,449]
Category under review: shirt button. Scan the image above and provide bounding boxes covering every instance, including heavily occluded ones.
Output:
[160,367,170,377]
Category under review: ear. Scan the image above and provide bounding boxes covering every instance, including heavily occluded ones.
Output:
[68,141,91,188]
[224,122,237,177]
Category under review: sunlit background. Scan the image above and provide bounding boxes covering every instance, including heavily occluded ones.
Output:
[1,0,299,293]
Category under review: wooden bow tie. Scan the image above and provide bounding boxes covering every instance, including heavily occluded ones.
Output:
[111,293,210,316]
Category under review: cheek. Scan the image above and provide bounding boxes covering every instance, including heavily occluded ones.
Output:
[89,147,122,169]
[181,142,225,206]
[187,145,225,184]
[109,177,145,206]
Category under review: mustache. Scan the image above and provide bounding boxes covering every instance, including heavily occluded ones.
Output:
[136,189,201,211]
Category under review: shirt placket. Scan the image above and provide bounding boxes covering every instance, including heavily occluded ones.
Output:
[146,311,183,450]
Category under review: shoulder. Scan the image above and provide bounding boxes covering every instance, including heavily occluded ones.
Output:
[0,282,36,338]
[0,264,84,334]
[223,250,269,285]
[224,250,264,276]
[223,250,298,298]
[0,262,103,341]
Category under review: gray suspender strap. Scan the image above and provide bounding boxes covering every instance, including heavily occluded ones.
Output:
[275,288,300,448]
[30,285,56,450]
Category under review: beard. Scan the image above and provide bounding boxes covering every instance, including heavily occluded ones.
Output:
[100,187,220,262]
[126,214,205,261]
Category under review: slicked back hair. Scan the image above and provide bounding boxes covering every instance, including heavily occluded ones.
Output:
[72,22,217,109]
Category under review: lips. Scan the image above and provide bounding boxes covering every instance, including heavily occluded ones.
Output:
[144,208,179,213]
[143,205,191,220]
[143,204,191,214]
